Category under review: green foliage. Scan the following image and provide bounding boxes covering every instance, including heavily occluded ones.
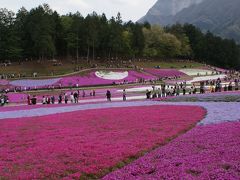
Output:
[0,8,22,60]
[182,24,240,69]
[0,4,239,70]
[143,25,181,58]
[165,24,192,58]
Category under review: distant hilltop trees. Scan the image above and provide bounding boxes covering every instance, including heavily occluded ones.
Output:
[0,4,239,69]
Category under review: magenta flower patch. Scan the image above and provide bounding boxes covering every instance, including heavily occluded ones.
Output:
[144,68,186,78]
[4,70,157,88]
[0,105,205,179]
[58,71,156,87]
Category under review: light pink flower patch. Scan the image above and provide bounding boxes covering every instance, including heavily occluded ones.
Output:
[103,122,240,179]
[0,105,205,179]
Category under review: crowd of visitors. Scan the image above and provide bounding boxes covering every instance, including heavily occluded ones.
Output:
[0,67,239,106]
[26,89,126,105]
[26,89,96,105]
[146,77,240,99]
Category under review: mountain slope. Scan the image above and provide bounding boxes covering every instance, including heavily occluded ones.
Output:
[139,0,240,43]
[139,0,204,25]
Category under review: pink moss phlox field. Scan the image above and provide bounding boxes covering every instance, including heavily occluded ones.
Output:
[58,71,156,87]
[144,68,186,78]
[103,122,240,180]
[0,105,205,179]
[5,70,157,88]
[7,93,27,103]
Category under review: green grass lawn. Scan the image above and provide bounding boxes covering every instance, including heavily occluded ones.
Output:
[134,60,203,69]
[0,60,91,77]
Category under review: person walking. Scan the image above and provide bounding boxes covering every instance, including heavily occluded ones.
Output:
[51,96,55,104]
[161,84,166,97]
[0,95,4,106]
[146,89,151,99]
[157,88,162,98]
[74,91,78,103]
[70,92,74,103]
[31,95,37,105]
[42,96,46,104]
[123,89,126,101]
[47,96,51,104]
[82,90,86,97]
[106,90,111,101]
[183,87,186,95]
[176,85,180,96]
[64,93,68,104]
[27,94,31,105]
[58,94,62,104]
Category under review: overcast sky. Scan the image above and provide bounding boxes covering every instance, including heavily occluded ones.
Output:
[1,0,157,22]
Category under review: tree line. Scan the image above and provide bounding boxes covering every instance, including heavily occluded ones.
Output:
[0,4,239,69]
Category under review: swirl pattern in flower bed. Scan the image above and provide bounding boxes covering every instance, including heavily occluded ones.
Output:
[95,71,128,80]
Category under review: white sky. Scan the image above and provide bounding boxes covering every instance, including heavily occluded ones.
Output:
[1,0,157,22]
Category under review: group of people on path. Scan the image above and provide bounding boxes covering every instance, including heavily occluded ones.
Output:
[27,90,96,105]
[106,89,127,102]
[146,84,187,99]
[26,89,128,105]
[56,91,83,104]
[146,77,240,99]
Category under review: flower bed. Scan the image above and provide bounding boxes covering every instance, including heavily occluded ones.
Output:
[95,71,129,80]
[144,68,186,78]
[0,105,205,179]
[103,122,240,179]
[5,70,157,89]
[128,71,156,80]
[179,68,214,76]
[188,74,227,83]
[9,78,61,88]
[58,71,156,87]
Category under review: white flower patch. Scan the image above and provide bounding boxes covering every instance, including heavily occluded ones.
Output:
[95,71,128,80]
[179,69,214,76]
[187,74,227,84]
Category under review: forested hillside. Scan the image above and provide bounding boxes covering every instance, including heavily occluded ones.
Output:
[139,0,240,44]
[0,4,239,69]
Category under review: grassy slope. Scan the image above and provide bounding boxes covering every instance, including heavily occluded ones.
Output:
[134,61,203,69]
[0,60,91,77]
[0,60,203,78]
